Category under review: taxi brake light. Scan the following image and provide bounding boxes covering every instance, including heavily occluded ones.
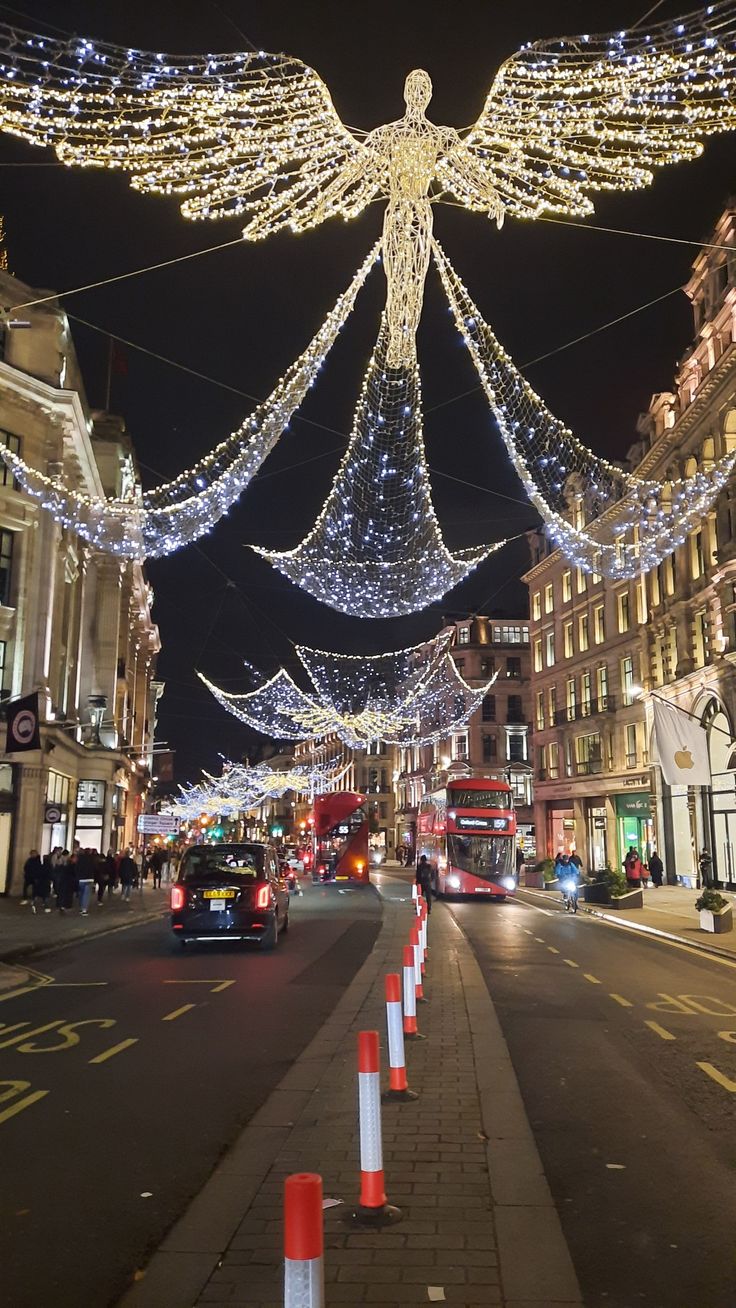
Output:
[255,883,270,910]
[170,885,186,912]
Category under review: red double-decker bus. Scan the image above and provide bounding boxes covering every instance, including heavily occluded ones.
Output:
[416,776,517,899]
[312,791,369,884]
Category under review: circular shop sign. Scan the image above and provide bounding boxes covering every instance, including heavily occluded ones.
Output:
[11,709,36,747]
[45,805,62,825]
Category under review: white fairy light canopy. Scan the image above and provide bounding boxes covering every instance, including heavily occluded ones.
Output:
[0,4,735,587]
[166,758,352,820]
[198,629,495,749]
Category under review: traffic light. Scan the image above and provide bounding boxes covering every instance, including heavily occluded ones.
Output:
[270,824,283,838]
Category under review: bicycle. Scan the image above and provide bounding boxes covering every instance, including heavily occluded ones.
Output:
[561,878,579,914]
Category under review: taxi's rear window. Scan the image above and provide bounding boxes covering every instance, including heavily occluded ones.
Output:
[180,845,266,882]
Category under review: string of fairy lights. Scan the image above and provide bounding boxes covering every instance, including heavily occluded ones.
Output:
[1,6,736,749]
[165,757,353,821]
[198,630,497,749]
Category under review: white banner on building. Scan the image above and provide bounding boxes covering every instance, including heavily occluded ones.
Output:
[652,697,711,788]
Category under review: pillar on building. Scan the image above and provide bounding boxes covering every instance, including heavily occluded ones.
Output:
[11,761,46,891]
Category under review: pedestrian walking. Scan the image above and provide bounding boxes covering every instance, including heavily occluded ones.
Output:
[75,847,96,915]
[57,852,76,914]
[569,850,584,877]
[623,847,643,890]
[150,847,163,889]
[31,857,53,913]
[94,851,108,905]
[104,848,117,897]
[20,849,43,905]
[415,854,433,911]
[649,851,664,888]
[698,847,714,889]
[118,850,137,902]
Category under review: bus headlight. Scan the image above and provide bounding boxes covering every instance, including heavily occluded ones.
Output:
[501,877,516,891]
[447,874,461,889]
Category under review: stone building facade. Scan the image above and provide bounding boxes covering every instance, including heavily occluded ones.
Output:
[0,266,161,892]
[524,204,736,886]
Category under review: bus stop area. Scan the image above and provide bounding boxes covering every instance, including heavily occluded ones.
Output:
[120,871,581,1308]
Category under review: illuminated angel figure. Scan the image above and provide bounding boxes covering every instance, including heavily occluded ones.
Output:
[2,5,736,589]
[3,3,736,365]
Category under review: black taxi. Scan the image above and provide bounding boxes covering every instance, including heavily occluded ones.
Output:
[170,842,290,949]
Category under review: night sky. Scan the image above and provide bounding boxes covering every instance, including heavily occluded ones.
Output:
[1,0,735,781]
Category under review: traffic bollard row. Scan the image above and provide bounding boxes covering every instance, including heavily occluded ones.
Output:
[347,1030,402,1225]
[284,1172,325,1308]
[383,973,418,1102]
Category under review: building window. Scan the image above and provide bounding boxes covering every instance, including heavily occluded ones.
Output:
[594,603,605,644]
[548,741,560,779]
[596,664,608,707]
[562,570,572,602]
[692,531,705,580]
[578,613,589,652]
[482,733,497,762]
[0,431,20,489]
[564,621,573,658]
[548,685,557,727]
[545,631,555,667]
[576,567,587,595]
[453,733,468,760]
[535,691,545,731]
[492,624,529,645]
[47,771,71,805]
[507,731,526,763]
[695,610,710,667]
[481,656,495,677]
[617,592,630,633]
[566,677,577,722]
[625,722,638,768]
[544,583,554,614]
[534,638,543,673]
[507,695,524,724]
[575,732,602,775]
[0,529,14,608]
[581,671,591,717]
[510,772,528,804]
[454,658,465,674]
[621,655,636,706]
[458,626,470,645]
[482,694,496,722]
[532,591,541,620]
[506,656,521,679]
[379,801,388,820]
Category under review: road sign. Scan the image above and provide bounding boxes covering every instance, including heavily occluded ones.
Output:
[137,814,180,834]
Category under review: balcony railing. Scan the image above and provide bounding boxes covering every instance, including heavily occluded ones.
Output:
[574,757,604,776]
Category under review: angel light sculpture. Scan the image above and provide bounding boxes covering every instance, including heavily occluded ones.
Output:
[1,3,736,592]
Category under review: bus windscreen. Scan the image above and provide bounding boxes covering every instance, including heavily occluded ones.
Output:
[449,788,510,810]
[448,833,514,880]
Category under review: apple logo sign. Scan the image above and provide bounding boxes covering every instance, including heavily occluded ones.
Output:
[674,748,694,770]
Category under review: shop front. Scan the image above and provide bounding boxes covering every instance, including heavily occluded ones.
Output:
[615,792,653,867]
[586,803,609,873]
[547,806,576,856]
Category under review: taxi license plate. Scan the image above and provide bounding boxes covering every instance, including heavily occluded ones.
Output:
[203,889,236,898]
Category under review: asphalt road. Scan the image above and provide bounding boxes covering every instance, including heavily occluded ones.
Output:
[449,889,736,1308]
[0,881,381,1308]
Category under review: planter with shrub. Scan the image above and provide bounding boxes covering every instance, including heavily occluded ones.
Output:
[695,887,733,934]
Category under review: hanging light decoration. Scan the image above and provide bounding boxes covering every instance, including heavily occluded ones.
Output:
[199,629,496,749]
[252,313,501,616]
[0,245,379,558]
[0,6,735,581]
[166,756,352,820]
[434,241,736,578]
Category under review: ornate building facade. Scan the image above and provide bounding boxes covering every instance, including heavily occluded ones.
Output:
[525,204,736,886]
[0,265,161,892]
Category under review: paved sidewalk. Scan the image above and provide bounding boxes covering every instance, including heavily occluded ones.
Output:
[0,886,168,962]
[521,881,736,958]
[120,875,581,1308]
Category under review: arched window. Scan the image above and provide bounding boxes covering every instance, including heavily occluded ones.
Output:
[724,409,736,454]
[702,436,715,469]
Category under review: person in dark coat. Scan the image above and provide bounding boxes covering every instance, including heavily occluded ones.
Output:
[57,852,76,914]
[649,851,664,888]
[415,854,433,911]
[118,851,137,902]
[698,848,714,889]
[21,850,43,904]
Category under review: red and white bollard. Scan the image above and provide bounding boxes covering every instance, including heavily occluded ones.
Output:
[403,944,424,1040]
[420,900,428,961]
[348,1031,401,1224]
[411,923,426,1002]
[419,902,427,974]
[284,1173,324,1307]
[415,889,423,917]
[411,883,418,905]
[383,974,418,1102]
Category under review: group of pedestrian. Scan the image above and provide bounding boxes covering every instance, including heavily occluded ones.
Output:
[20,844,140,914]
[622,846,664,889]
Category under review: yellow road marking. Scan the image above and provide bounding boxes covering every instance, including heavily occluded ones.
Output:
[162,1004,196,1022]
[718,1031,736,1044]
[697,1062,736,1093]
[0,1089,49,1124]
[645,1020,676,1041]
[563,959,579,969]
[547,946,560,955]
[89,1038,139,1065]
[584,974,601,985]
[163,980,235,993]
[46,982,108,988]
[610,993,633,1007]
[0,1021,63,1049]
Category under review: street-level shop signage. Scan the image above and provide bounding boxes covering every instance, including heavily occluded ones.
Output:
[44,803,65,825]
[137,814,180,834]
[615,793,651,818]
[76,779,106,811]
